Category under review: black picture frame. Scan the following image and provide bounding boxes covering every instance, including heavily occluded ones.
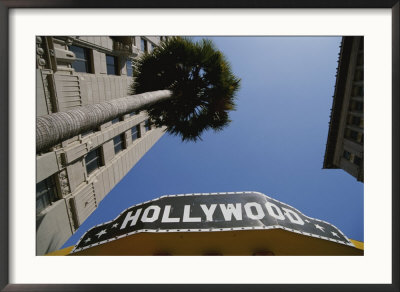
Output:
[0,1,398,291]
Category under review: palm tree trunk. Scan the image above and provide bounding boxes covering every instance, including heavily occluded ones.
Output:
[37,90,172,153]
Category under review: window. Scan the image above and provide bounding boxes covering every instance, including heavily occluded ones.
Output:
[148,42,153,52]
[69,45,92,73]
[113,134,125,154]
[106,55,119,75]
[345,128,363,144]
[352,101,363,111]
[126,60,133,77]
[343,150,351,160]
[111,117,120,124]
[352,86,363,97]
[141,38,148,52]
[37,176,58,214]
[85,148,102,175]
[350,130,358,140]
[144,119,151,132]
[131,125,141,141]
[354,69,363,81]
[351,116,361,126]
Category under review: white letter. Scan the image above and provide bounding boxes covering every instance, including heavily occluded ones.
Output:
[200,204,217,222]
[265,201,285,220]
[183,205,201,222]
[120,208,142,229]
[219,203,242,221]
[161,205,180,223]
[282,207,304,225]
[141,205,160,223]
[244,202,265,220]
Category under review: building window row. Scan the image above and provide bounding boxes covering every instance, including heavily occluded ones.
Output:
[351,85,363,97]
[342,150,362,166]
[140,37,156,53]
[350,100,363,112]
[68,37,162,75]
[69,45,134,77]
[36,175,58,214]
[347,114,364,128]
[344,128,363,144]
[114,120,150,156]
[84,119,152,175]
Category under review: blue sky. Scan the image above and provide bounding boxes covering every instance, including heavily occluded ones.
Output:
[63,36,364,248]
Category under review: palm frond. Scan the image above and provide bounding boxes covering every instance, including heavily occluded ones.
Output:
[132,37,240,142]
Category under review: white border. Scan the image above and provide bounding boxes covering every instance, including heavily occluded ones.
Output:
[9,9,392,284]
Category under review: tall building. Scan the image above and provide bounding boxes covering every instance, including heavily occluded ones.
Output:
[323,36,364,182]
[36,36,168,255]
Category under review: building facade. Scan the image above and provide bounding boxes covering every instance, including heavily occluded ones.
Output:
[323,36,364,182]
[36,36,168,255]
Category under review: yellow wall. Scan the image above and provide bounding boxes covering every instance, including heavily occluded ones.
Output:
[47,231,364,256]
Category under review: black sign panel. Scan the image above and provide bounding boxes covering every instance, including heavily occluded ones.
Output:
[72,192,354,253]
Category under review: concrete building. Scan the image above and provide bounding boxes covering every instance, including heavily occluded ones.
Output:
[36,36,168,255]
[323,36,364,182]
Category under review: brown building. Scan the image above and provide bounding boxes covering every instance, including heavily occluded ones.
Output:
[323,36,364,182]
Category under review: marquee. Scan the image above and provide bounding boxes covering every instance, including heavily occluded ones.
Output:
[72,191,354,253]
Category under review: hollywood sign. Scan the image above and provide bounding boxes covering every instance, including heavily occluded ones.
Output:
[119,199,304,228]
[72,192,353,253]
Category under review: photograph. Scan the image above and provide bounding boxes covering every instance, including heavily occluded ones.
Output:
[35,35,364,256]
[3,4,398,289]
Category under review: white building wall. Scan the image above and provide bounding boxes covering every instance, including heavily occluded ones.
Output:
[36,35,165,255]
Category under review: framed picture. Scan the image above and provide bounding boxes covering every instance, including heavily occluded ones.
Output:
[1,1,398,291]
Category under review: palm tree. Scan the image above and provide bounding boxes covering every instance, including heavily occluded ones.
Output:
[36,37,240,152]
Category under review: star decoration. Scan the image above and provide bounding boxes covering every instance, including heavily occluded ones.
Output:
[85,238,91,243]
[96,229,107,238]
[315,224,325,232]
[331,232,339,238]
[112,223,119,228]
